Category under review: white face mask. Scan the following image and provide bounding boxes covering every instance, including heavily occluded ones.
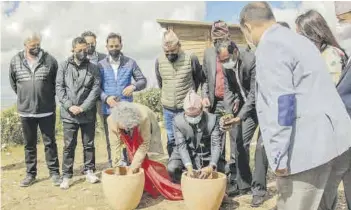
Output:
[222,58,237,69]
[185,112,203,125]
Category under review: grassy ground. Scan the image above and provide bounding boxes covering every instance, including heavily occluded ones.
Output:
[1,125,347,210]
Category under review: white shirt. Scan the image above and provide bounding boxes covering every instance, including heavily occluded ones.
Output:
[109,55,120,80]
[233,61,247,102]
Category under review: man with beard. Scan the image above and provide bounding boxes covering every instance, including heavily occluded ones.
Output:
[56,37,101,189]
[155,29,203,158]
[239,2,351,209]
[99,32,147,167]
[81,31,106,65]
[9,32,61,187]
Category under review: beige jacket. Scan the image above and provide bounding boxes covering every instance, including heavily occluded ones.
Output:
[107,103,164,169]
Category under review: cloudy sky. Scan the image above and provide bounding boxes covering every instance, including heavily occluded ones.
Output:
[1,1,350,108]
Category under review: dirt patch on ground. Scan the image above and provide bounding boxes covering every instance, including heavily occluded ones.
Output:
[1,128,347,210]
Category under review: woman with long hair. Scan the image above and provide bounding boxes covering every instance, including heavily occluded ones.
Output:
[296,10,348,84]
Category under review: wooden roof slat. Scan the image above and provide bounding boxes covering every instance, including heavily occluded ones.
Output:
[157,19,241,29]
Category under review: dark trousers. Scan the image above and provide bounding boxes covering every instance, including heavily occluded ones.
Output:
[210,98,227,174]
[103,115,128,165]
[20,114,60,177]
[62,121,96,178]
[252,132,269,196]
[229,114,257,190]
[167,152,226,183]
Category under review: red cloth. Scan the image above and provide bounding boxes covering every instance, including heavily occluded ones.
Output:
[215,58,225,98]
[119,128,183,201]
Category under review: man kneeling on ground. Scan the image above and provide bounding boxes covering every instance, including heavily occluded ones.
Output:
[167,90,225,183]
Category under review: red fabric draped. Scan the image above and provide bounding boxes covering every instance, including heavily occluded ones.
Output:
[119,128,183,201]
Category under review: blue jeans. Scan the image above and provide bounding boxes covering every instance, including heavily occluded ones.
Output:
[163,107,183,157]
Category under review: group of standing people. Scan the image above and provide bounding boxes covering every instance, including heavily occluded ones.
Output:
[8,1,351,209]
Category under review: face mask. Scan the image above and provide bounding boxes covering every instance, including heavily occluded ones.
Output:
[29,47,40,56]
[75,51,87,61]
[185,112,203,125]
[166,53,178,63]
[109,49,121,58]
[222,58,237,69]
[87,45,96,55]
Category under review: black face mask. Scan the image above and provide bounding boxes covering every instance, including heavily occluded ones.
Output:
[75,51,87,61]
[109,49,121,58]
[87,45,96,55]
[29,47,40,56]
[166,53,178,63]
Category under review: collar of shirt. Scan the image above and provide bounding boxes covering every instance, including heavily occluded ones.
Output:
[25,51,42,63]
[109,55,121,65]
[258,23,280,49]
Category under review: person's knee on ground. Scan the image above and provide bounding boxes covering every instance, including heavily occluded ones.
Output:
[167,160,183,184]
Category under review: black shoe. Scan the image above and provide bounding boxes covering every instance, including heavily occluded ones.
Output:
[251,195,265,207]
[227,184,240,197]
[240,188,251,195]
[51,175,62,186]
[20,176,36,187]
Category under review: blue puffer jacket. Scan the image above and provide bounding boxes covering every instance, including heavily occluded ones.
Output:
[99,54,147,115]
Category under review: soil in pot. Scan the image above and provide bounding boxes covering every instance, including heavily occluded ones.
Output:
[181,171,227,210]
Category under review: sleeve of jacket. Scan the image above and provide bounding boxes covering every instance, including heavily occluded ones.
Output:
[202,50,210,98]
[9,58,17,94]
[210,119,221,167]
[99,63,109,103]
[174,121,192,168]
[237,55,256,120]
[132,60,147,91]
[56,61,73,110]
[130,118,150,169]
[223,68,240,114]
[257,41,296,171]
[80,65,101,112]
[51,57,59,95]
[107,116,124,165]
[155,59,162,89]
[191,54,203,92]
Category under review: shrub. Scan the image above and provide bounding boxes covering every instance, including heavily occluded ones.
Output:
[1,106,24,145]
[134,88,163,121]
[1,106,64,146]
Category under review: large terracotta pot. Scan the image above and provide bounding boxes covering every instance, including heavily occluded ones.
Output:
[102,167,145,210]
[181,171,227,210]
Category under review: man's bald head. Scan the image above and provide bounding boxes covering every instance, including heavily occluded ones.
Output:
[239,1,276,26]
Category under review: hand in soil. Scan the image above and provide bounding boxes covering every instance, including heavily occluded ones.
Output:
[199,166,213,179]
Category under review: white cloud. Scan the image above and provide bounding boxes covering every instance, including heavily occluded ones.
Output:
[0,1,206,107]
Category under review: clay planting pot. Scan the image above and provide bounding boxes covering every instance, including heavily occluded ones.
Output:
[181,171,227,210]
[102,167,145,210]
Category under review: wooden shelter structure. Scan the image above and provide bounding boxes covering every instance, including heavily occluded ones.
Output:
[335,1,351,23]
[156,19,246,64]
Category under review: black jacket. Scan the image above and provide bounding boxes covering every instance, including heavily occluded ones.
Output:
[223,49,256,120]
[56,56,101,124]
[9,50,58,114]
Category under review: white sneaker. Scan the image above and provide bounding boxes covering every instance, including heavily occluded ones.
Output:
[60,178,71,190]
[85,170,99,184]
